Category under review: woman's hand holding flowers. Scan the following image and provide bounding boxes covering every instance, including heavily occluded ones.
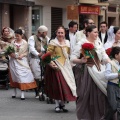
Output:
[9,53,16,58]
[49,61,59,70]
[79,57,87,64]
[18,54,24,60]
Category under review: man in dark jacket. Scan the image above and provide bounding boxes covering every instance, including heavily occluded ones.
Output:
[65,21,78,53]
[99,21,108,45]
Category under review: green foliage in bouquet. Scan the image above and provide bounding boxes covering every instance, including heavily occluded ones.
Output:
[41,52,60,65]
[5,46,15,55]
[43,45,47,52]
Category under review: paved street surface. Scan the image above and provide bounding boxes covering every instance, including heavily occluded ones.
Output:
[0,87,76,120]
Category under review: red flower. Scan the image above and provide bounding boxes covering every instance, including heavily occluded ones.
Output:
[82,43,94,51]
[41,52,51,60]
[41,52,60,65]
[41,52,52,64]
[81,43,94,59]
[106,48,112,56]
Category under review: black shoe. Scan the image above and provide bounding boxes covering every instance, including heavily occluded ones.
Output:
[59,105,68,112]
[12,96,16,98]
[34,88,39,97]
[55,106,60,113]
[21,98,25,100]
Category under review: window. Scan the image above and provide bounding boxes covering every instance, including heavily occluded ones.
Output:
[32,6,43,35]
[51,7,62,36]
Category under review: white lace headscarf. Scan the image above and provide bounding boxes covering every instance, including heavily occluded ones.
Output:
[104,26,115,49]
[107,26,115,42]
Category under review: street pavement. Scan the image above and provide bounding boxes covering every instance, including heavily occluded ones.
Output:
[0,87,76,120]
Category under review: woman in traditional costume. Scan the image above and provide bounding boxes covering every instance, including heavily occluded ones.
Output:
[111,27,120,47]
[9,29,37,100]
[0,27,14,58]
[0,27,14,46]
[0,27,15,82]
[104,26,120,49]
[44,26,76,113]
[70,25,111,120]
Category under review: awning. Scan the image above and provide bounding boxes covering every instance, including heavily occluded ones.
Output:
[0,0,35,6]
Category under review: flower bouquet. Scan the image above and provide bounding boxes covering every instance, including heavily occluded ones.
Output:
[41,52,60,65]
[81,43,94,58]
[81,43,101,71]
[5,45,15,55]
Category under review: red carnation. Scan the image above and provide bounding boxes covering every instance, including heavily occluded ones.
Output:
[81,43,94,59]
[106,48,112,56]
[82,43,94,51]
[41,52,51,60]
[41,52,60,65]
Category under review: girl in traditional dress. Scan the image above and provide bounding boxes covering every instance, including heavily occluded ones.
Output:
[70,25,111,120]
[44,26,76,113]
[9,29,37,100]
[105,47,120,120]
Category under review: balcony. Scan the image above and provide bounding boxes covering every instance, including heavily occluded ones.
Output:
[79,0,98,4]
[79,0,108,4]
[108,0,120,5]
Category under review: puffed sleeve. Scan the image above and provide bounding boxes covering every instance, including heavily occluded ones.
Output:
[70,41,82,62]
[95,40,109,62]
[22,40,28,57]
[47,42,55,54]
[101,47,109,61]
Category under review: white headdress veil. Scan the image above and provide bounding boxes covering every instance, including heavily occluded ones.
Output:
[9,27,15,38]
[104,26,115,49]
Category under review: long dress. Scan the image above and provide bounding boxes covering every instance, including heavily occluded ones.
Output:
[45,38,76,101]
[9,39,37,90]
[71,38,109,120]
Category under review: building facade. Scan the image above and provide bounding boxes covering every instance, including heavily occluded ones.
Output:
[0,0,110,38]
[78,0,109,30]
[0,0,34,37]
[107,0,120,27]
[30,0,75,37]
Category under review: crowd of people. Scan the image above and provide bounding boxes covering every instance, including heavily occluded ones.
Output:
[0,18,120,120]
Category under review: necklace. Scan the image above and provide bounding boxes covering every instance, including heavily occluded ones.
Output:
[14,40,23,52]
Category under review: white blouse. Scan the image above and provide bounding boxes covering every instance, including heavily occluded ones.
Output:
[70,38,109,63]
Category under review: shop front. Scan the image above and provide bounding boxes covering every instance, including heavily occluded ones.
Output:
[79,5,100,30]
